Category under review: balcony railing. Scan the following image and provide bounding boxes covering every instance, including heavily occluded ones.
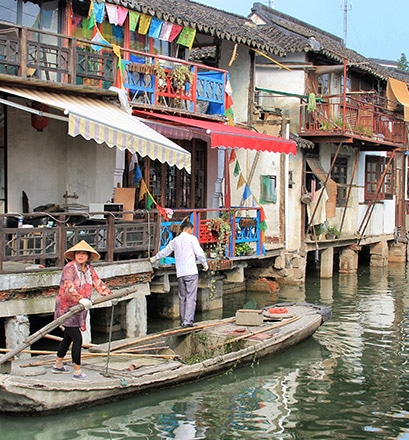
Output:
[300,93,407,146]
[0,208,264,272]
[0,21,227,117]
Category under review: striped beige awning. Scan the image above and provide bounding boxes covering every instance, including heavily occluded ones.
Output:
[0,86,191,172]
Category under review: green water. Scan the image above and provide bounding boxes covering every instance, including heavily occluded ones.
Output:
[2,264,409,439]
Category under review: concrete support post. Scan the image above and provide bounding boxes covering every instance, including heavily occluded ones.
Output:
[125,296,147,338]
[320,247,334,279]
[370,241,388,267]
[388,242,406,263]
[339,247,359,274]
[5,315,30,359]
[197,274,223,312]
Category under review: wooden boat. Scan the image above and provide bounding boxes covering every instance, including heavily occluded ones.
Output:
[0,302,331,414]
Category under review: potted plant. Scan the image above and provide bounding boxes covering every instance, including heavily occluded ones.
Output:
[326,225,340,239]
[235,242,253,256]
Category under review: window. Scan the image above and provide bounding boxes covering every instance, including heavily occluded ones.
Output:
[260,175,277,204]
[318,74,329,95]
[365,155,394,201]
[332,157,347,206]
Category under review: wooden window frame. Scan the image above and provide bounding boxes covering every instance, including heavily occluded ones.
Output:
[364,155,394,201]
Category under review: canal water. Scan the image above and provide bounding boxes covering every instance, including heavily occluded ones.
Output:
[2,263,409,439]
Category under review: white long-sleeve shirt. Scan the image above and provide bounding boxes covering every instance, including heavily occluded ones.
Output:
[154,231,207,278]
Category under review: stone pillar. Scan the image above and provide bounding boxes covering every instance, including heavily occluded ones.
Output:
[5,315,30,359]
[370,241,388,267]
[320,247,334,279]
[339,246,359,274]
[126,295,147,338]
[197,273,223,312]
[388,242,406,263]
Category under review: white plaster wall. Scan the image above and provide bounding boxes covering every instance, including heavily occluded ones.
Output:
[219,41,252,123]
[7,101,117,212]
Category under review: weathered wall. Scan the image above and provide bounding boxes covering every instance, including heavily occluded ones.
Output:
[7,100,117,212]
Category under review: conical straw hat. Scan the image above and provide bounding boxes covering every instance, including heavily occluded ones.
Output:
[64,240,101,261]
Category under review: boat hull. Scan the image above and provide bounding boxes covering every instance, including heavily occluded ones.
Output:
[0,303,330,414]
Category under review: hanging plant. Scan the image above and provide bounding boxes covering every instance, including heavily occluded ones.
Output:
[153,63,168,90]
[208,217,232,258]
[169,65,193,91]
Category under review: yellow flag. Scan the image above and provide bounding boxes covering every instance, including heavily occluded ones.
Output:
[139,179,148,201]
[138,14,152,35]
[236,173,246,189]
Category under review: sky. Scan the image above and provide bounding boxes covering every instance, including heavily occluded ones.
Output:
[197,0,408,63]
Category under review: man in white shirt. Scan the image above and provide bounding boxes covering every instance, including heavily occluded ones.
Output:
[150,221,208,327]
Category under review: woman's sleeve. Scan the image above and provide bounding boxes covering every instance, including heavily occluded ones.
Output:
[60,264,82,302]
[90,266,112,296]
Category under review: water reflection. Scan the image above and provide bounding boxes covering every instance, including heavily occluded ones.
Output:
[3,264,409,438]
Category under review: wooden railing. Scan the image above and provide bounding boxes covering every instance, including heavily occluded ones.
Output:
[0,207,264,271]
[0,21,227,117]
[299,93,407,145]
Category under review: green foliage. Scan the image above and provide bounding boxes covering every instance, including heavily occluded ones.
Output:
[397,53,409,71]
[235,242,252,256]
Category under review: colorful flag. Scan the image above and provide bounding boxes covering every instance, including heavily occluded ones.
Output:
[129,11,140,32]
[139,179,148,201]
[138,14,152,35]
[225,75,234,125]
[106,4,118,25]
[159,22,173,41]
[236,173,246,189]
[229,149,236,164]
[133,165,142,184]
[243,184,252,201]
[91,26,110,51]
[233,160,241,177]
[93,1,105,24]
[168,24,183,42]
[148,17,163,39]
[87,2,96,29]
[177,27,196,49]
[146,193,154,210]
[117,6,128,26]
[156,204,170,221]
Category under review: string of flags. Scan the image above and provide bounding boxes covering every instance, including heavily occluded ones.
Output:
[86,1,196,49]
[133,163,171,221]
[229,149,268,235]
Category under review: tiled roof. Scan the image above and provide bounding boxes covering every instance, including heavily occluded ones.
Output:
[107,0,409,83]
[250,3,409,83]
[108,0,287,55]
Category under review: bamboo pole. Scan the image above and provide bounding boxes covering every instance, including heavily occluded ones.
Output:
[210,316,301,349]
[0,287,138,365]
[43,333,96,349]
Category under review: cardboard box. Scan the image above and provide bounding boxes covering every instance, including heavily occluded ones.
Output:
[235,309,264,326]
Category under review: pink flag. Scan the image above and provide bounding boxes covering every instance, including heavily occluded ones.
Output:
[159,22,173,41]
[168,24,182,42]
[116,6,128,26]
[106,4,118,25]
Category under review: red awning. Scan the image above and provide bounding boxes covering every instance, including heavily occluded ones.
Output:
[135,111,297,155]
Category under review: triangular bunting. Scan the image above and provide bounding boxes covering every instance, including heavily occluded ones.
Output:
[91,26,110,51]
[236,173,246,189]
[156,204,170,221]
[243,184,252,201]
[139,179,148,201]
[146,193,154,210]
[168,24,183,42]
[233,160,241,177]
[229,149,236,164]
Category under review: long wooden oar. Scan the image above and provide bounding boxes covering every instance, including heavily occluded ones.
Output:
[0,287,137,365]
[210,316,301,349]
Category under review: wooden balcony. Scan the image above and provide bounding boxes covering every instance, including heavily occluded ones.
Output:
[0,21,227,117]
[0,208,263,273]
[299,93,407,148]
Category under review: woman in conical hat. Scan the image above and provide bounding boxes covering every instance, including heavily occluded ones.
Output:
[53,240,112,381]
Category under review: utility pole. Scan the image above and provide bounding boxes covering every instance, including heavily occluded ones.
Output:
[341,0,352,46]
